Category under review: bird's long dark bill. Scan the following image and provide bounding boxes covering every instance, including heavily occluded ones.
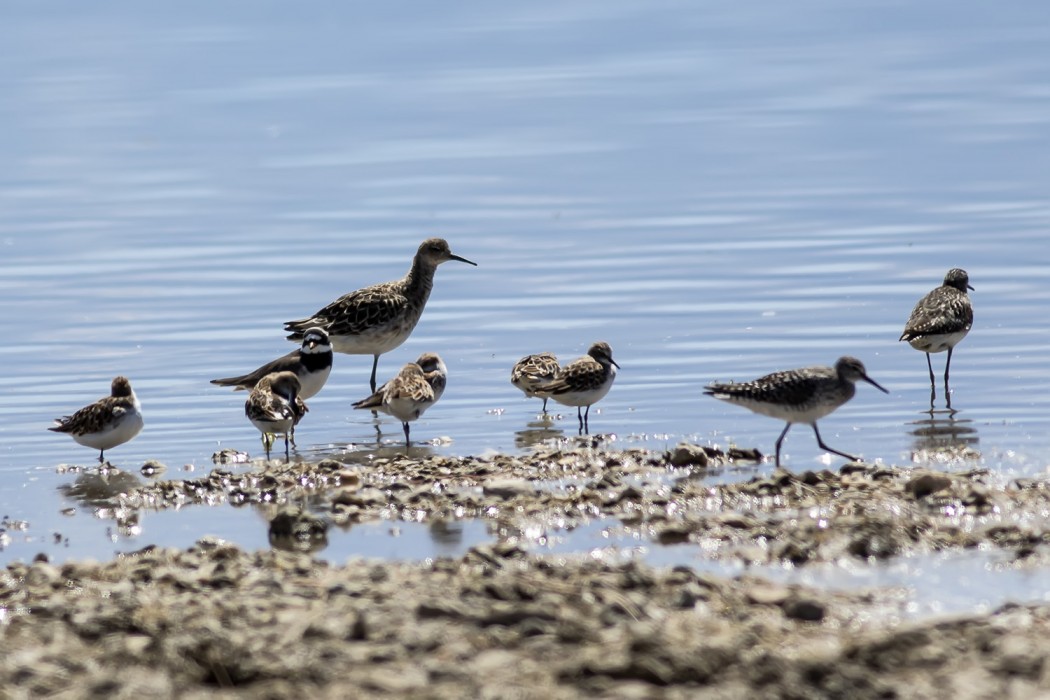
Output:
[611,360,621,369]
[450,254,478,266]
[863,375,890,394]
[967,284,975,291]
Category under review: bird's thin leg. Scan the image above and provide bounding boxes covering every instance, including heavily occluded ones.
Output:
[576,407,584,433]
[283,433,290,460]
[370,354,380,394]
[583,406,591,434]
[290,425,297,448]
[925,353,936,387]
[98,450,104,463]
[402,421,411,446]
[812,423,859,463]
[944,347,954,392]
[541,397,548,414]
[774,423,792,468]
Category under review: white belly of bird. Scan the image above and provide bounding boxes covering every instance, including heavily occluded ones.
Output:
[725,396,843,424]
[384,395,434,423]
[908,329,969,354]
[251,417,294,436]
[297,366,332,400]
[329,320,418,355]
[73,411,144,451]
[551,375,616,408]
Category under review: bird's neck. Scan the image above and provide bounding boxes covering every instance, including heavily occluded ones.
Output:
[404,257,436,300]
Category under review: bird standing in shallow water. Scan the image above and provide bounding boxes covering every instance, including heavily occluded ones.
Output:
[245,371,304,460]
[352,354,446,445]
[900,268,973,406]
[284,238,475,393]
[545,342,619,434]
[704,356,888,468]
[510,352,560,414]
[211,327,333,400]
[49,376,144,462]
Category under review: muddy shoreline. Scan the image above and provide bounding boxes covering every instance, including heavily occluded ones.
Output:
[3,445,1050,697]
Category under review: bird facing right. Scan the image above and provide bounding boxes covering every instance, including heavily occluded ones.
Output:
[704,356,889,468]
[352,353,446,445]
[284,238,475,394]
[510,352,559,413]
[545,342,619,433]
[899,268,973,400]
[48,376,144,462]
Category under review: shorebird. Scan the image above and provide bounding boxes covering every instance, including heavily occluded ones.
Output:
[415,351,448,404]
[211,327,332,400]
[510,352,559,413]
[284,238,476,393]
[704,356,889,467]
[900,268,973,400]
[352,356,445,445]
[48,376,144,462]
[545,342,619,433]
[245,371,305,459]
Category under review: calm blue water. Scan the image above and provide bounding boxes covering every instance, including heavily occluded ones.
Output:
[2,2,1050,612]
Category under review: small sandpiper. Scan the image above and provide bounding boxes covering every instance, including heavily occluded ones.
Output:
[545,342,619,433]
[704,356,888,468]
[900,268,973,399]
[245,371,305,460]
[352,355,445,445]
[284,238,476,393]
[49,376,144,462]
[414,351,448,404]
[510,352,559,413]
[211,327,333,400]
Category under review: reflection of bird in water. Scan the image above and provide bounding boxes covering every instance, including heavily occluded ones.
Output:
[908,410,979,460]
[514,417,564,449]
[59,469,144,508]
[429,519,464,549]
[267,507,330,554]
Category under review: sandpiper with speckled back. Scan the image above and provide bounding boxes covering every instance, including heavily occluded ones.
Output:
[48,376,144,462]
[900,268,973,401]
[704,356,888,468]
[545,342,619,433]
[510,352,560,414]
[352,353,447,445]
[285,239,475,393]
[245,371,305,460]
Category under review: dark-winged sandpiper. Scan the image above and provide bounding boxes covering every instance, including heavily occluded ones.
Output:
[245,371,305,460]
[900,268,973,399]
[49,376,144,462]
[352,354,446,445]
[545,342,619,433]
[704,356,888,467]
[510,352,560,413]
[211,327,332,400]
[285,238,475,393]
